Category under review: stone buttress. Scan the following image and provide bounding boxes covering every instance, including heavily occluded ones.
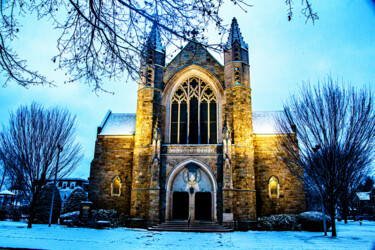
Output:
[131,24,165,225]
[222,18,256,221]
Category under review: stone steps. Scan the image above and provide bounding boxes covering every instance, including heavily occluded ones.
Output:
[148,221,233,232]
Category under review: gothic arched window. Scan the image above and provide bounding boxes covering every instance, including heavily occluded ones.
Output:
[170,77,217,144]
[111,176,121,196]
[269,176,279,198]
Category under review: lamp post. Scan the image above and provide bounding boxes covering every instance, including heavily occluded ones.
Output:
[49,144,63,227]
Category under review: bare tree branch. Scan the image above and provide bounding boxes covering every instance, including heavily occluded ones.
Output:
[0,1,317,91]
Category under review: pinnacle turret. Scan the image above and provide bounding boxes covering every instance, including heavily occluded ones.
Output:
[227,18,248,50]
[145,23,165,52]
[223,17,250,87]
[139,22,165,89]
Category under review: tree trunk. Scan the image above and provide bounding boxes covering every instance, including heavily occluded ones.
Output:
[27,197,36,228]
[0,168,6,191]
[329,205,337,237]
[343,204,348,224]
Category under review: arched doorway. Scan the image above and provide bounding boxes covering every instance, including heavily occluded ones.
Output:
[166,160,217,222]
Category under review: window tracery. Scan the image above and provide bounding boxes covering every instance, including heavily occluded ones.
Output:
[170,77,217,144]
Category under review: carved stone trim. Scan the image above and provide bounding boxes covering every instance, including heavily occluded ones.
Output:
[161,145,223,155]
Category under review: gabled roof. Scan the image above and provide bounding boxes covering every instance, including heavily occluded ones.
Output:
[253,111,283,134]
[99,112,136,136]
[47,178,89,182]
[357,192,370,201]
[164,41,224,83]
[0,190,16,196]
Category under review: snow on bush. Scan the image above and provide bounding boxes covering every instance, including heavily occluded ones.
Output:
[62,187,87,214]
[256,214,301,231]
[297,211,332,232]
[60,211,80,220]
[60,211,80,226]
[92,209,128,228]
[256,212,332,232]
[59,209,128,228]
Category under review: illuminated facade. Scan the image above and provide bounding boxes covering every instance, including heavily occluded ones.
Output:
[88,18,305,227]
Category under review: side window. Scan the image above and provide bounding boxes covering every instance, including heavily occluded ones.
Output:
[269,176,279,198]
[70,182,76,189]
[62,182,68,189]
[111,176,121,196]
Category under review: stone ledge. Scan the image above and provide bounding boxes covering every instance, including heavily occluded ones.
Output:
[223,189,256,192]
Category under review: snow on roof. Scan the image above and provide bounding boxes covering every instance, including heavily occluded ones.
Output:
[98,111,283,136]
[0,190,16,196]
[47,178,88,182]
[99,113,136,136]
[356,192,370,201]
[253,111,283,134]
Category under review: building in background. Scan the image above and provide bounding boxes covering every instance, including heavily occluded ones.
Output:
[48,178,89,203]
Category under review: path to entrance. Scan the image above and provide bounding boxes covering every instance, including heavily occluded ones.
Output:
[0,221,374,249]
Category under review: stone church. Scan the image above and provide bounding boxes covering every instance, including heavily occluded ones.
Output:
[89,18,305,227]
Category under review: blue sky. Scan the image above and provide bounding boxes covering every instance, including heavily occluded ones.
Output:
[0,0,374,178]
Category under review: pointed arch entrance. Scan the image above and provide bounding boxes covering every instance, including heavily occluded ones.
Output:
[166,159,217,221]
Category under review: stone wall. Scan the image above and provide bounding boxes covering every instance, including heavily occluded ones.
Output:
[223,62,250,88]
[88,136,134,214]
[254,135,306,217]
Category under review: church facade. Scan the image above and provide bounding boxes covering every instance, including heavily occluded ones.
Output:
[88,18,305,227]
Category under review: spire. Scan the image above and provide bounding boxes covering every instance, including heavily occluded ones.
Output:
[227,17,248,50]
[146,22,165,52]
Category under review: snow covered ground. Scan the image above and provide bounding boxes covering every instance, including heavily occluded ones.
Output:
[0,220,374,249]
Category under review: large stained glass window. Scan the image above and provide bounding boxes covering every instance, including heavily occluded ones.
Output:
[170,77,217,144]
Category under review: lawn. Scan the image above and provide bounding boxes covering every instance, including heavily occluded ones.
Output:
[0,220,374,249]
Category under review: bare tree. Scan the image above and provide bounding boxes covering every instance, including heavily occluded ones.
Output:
[0,0,317,91]
[0,159,8,191]
[0,103,83,228]
[276,78,375,237]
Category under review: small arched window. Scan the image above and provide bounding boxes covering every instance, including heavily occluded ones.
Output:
[111,176,121,196]
[269,176,279,198]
